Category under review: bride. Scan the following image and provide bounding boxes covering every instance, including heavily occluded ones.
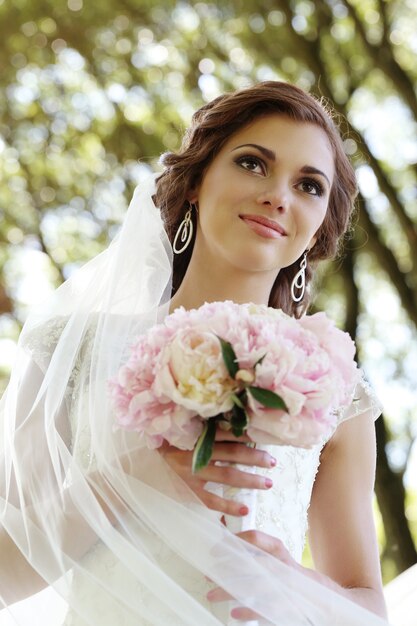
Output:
[0,81,395,624]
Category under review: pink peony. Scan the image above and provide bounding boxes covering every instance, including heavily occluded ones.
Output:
[109,301,360,452]
[154,327,238,418]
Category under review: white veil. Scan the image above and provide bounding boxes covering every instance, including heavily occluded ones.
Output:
[0,174,390,625]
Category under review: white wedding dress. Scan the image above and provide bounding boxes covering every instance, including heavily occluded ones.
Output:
[2,319,414,626]
[47,311,377,626]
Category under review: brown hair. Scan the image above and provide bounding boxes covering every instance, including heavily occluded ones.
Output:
[155,81,358,317]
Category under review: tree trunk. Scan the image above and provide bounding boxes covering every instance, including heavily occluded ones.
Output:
[374,416,417,572]
[341,250,417,574]
[0,283,12,315]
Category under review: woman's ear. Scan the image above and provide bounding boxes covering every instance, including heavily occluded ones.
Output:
[186,181,200,205]
[187,192,199,204]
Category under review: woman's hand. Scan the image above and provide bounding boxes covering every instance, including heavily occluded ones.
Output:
[159,428,276,518]
[205,530,349,622]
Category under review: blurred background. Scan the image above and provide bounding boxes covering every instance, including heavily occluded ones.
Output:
[0,0,416,589]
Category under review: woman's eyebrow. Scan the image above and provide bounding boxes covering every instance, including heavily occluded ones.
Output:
[232,143,276,161]
[300,165,331,187]
[232,143,331,186]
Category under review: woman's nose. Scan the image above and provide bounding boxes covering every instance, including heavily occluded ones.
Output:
[257,181,289,213]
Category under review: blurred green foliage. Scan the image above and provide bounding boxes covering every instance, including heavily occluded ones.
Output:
[1,0,416,580]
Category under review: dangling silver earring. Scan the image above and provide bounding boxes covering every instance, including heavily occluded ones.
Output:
[173,203,195,254]
[291,251,308,303]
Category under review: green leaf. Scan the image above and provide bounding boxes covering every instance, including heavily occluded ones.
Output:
[248,386,289,411]
[216,335,239,378]
[231,393,245,409]
[192,419,216,473]
[230,404,248,438]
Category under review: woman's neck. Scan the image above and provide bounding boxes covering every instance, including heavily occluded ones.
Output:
[168,265,278,313]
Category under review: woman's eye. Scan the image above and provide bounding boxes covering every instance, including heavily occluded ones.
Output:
[235,155,265,174]
[298,179,324,197]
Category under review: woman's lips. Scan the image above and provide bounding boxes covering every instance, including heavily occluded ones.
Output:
[239,214,287,239]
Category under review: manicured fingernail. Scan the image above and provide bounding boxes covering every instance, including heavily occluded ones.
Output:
[270,456,277,466]
[239,506,249,516]
[265,478,273,488]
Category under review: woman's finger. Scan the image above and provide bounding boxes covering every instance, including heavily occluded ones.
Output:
[199,490,253,517]
[199,463,273,490]
[210,443,276,468]
[206,587,232,602]
[206,589,260,622]
[230,606,259,621]
[236,530,298,567]
[214,428,253,443]
[159,441,274,471]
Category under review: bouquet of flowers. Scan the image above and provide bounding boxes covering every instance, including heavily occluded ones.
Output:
[109,301,359,473]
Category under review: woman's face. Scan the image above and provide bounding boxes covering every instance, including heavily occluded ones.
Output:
[191,114,335,276]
